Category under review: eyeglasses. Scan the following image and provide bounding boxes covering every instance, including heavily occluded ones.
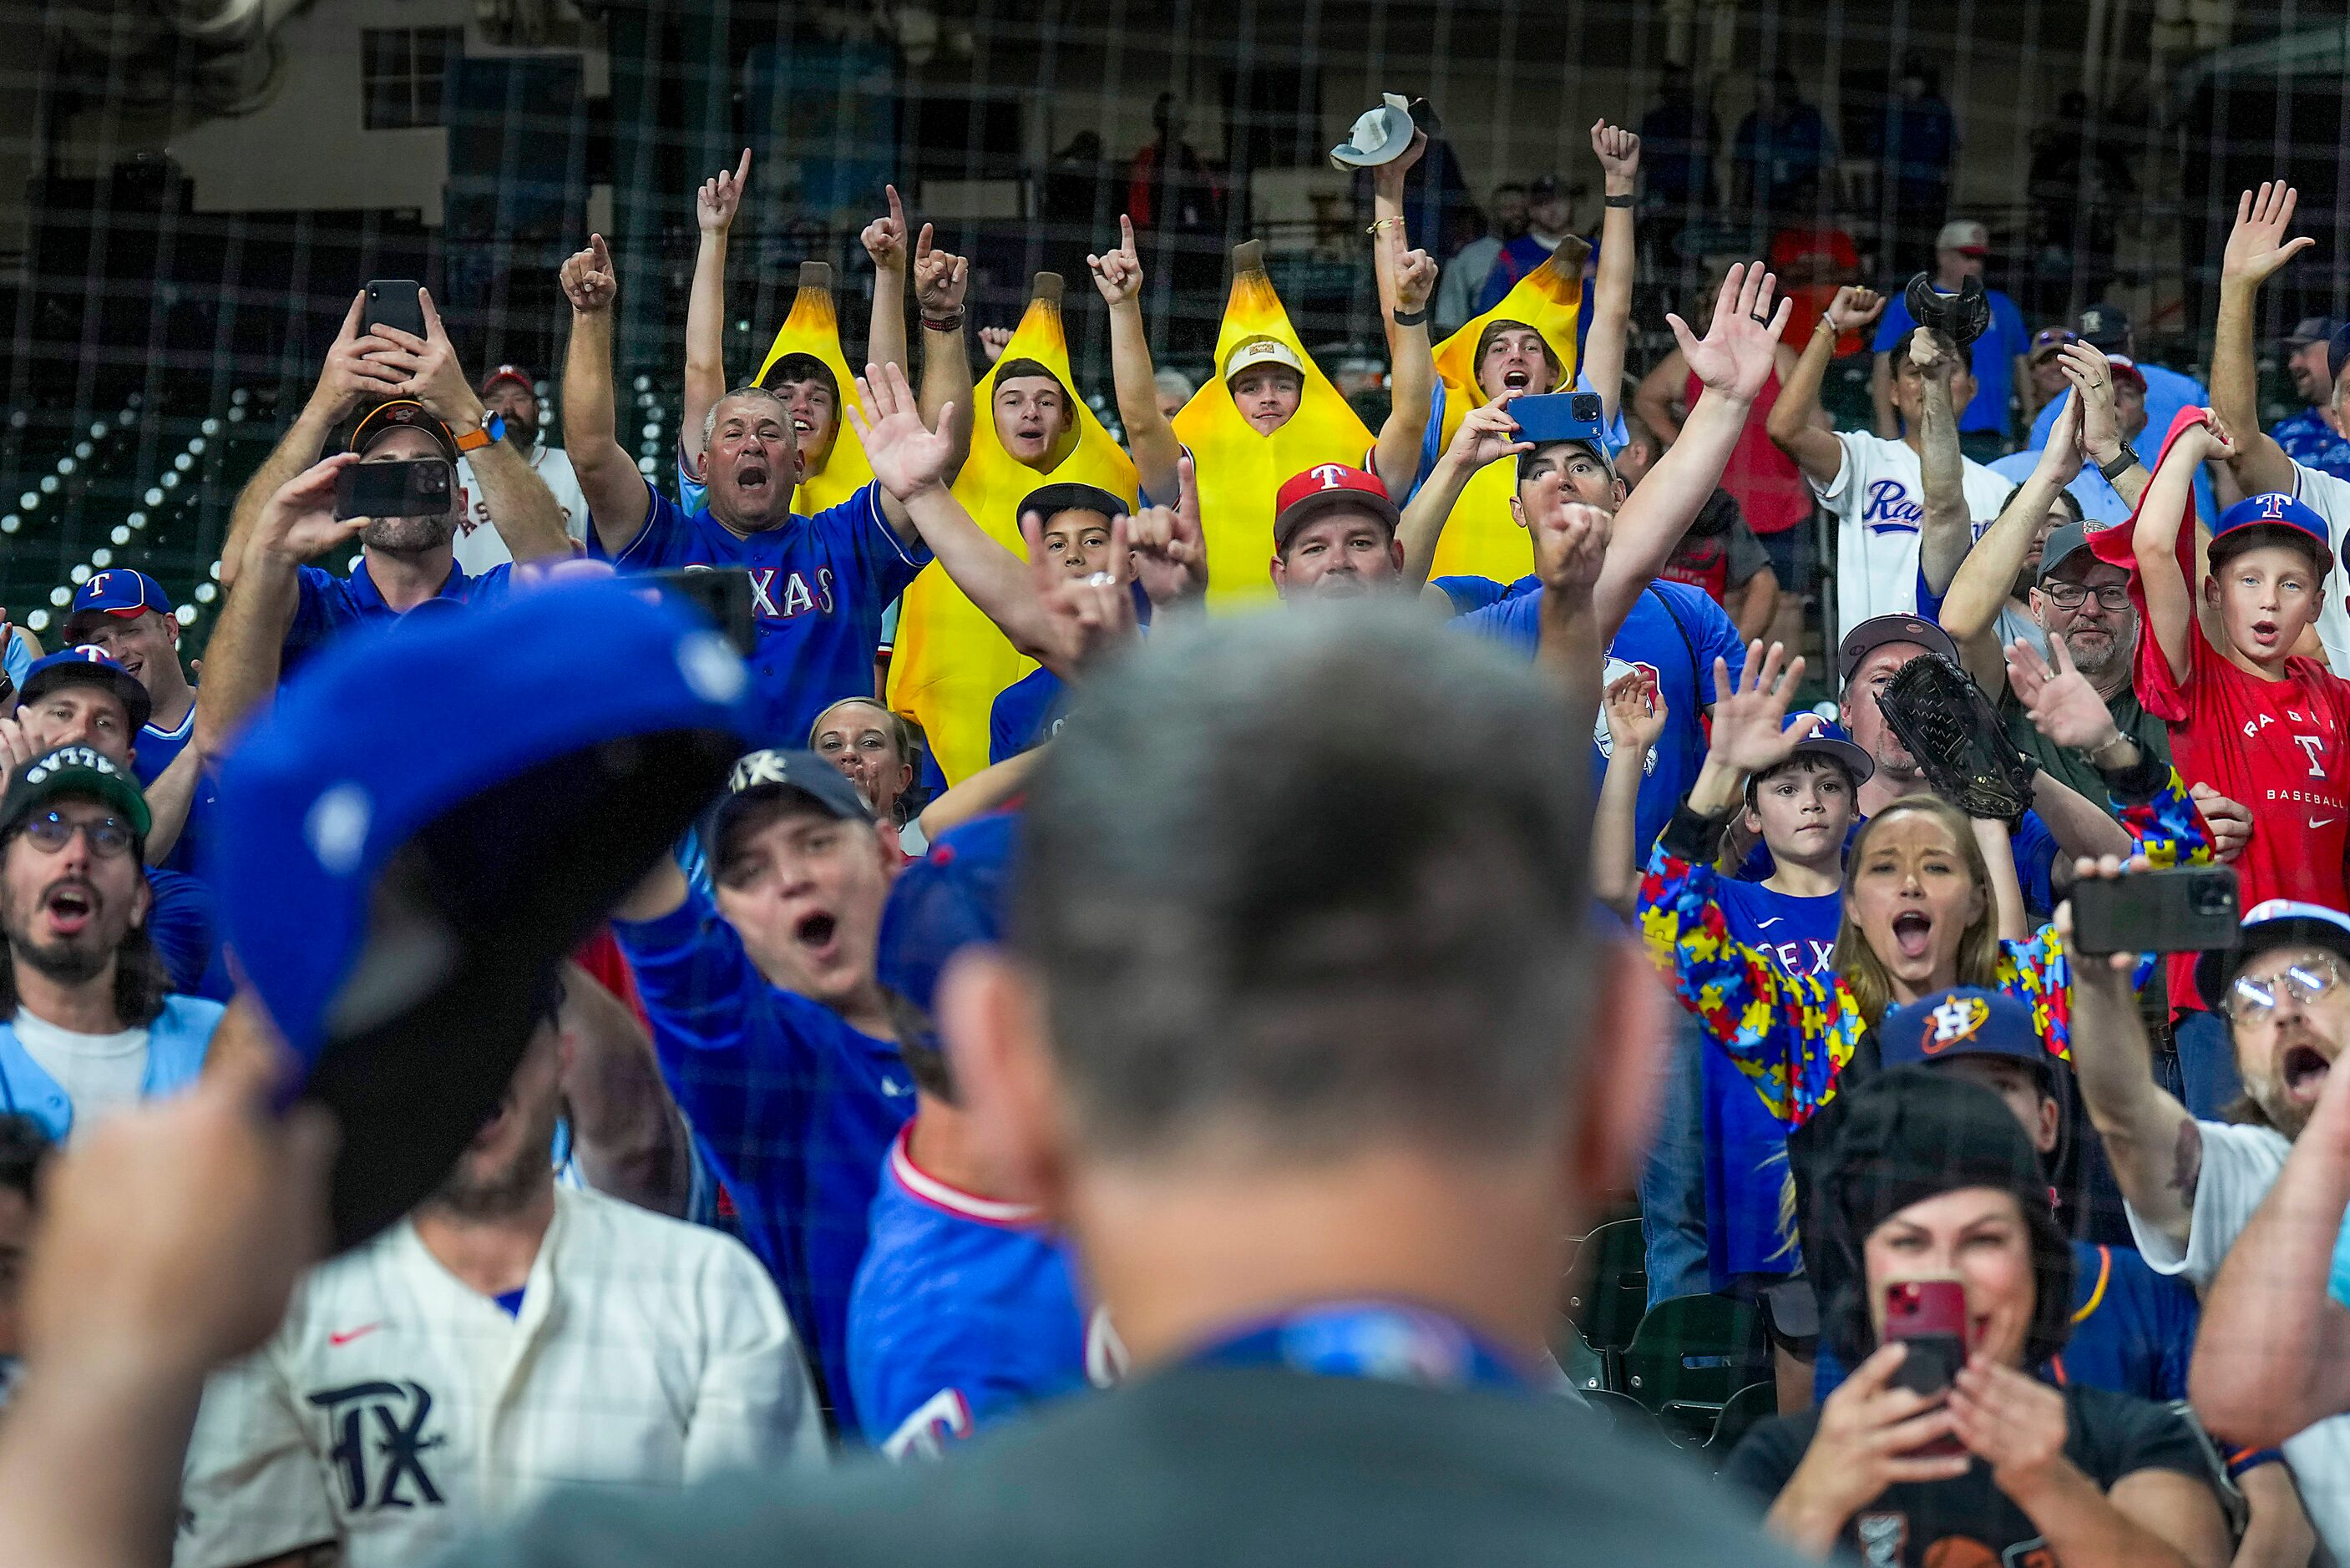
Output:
[2226,955,2348,1023]
[18,810,134,859]
[2040,583,2132,612]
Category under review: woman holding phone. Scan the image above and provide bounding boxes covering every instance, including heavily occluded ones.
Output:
[1725,1068,2231,1566]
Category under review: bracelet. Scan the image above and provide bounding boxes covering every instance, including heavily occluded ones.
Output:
[2099,449,2140,482]
[922,311,965,334]
[1604,193,1635,209]
[1366,217,1406,235]
[2087,732,2135,768]
[1391,306,1429,327]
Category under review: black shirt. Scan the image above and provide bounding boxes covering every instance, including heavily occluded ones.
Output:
[1724,1381,2212,1566]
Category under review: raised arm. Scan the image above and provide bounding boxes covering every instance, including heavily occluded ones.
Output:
[1395,392,1529,586]
[1370,227,1437,501]
[2213,182,2312,498]
[1973,815,2028,942]
[220,291,402,586]
[684,150,752,482]
[1632,346,1689,447]
[2065,344,2150,512]
[2134,417,2231,686]
[1770,286,1884,486]
[858,184,913,380]
[1583,119,1640,427]
[1091,216,1182,504]
[559,235,653,554]
[555,958,693,1218]
[907,223,975,502]
[1912,329,1977,597]
[1942,397,2083,691]
[1528,494,1609,724]
[1593,669,1667,914]
[139,744,201,867]
[917,746,1047,840]
[1594,261,1791,644]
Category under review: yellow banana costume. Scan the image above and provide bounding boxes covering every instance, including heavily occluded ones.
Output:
[884,276,1137,785]
[1173,243,1375,609]
[1422,238,1588,584]
[752,261,875,513]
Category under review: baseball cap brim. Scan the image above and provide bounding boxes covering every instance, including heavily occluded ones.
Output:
[1837,615,1962,685]
[2196,902,2346,1010]
[1273,487,1401,551]
[1021,483,1132,524]
[1787,731,1874,785]
[20,660,153,735]
[2211,520,2329,575]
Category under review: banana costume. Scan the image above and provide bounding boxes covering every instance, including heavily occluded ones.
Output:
[1173,243,1375,609]
[752,261,876,513]
[884,276,1137,785]
[1421,239,1588,584]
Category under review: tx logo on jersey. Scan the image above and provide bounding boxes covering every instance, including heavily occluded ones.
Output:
[308,1380,447,1512]
[1922,994,1990,1054]
[1861,479,1924,534]
[742,566,837,622]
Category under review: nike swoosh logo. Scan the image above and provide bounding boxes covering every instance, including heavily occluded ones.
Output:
[329,1323,382,1347]
[1757,917,1785,929]
[2314,817,2339,830]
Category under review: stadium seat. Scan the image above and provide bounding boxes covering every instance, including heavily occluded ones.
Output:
[1550,1317,1609,1394]
[1702,1379,1779,1468]
[1564,1214,1647,1356]
[1579,1386,1673,1447]
[1621,1293,1771,1443]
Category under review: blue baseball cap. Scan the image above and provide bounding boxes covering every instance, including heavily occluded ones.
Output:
[2208,492,2330,572]
[17,646,152,734]
[1879,987,2050,1076]
[63,569,173,640]
[210,577,757,1249]
[877,812,1017,1045]
[2196,899,2350,1012]
[701,747,874,873]
[1754,713,1873,789]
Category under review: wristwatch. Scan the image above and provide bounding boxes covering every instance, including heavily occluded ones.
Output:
[452,425,494,453]
[2098,448,2140,482]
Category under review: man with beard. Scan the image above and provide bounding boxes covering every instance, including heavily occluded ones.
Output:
[2069,893,2350,1555]
[173,1004,825,1568]
[452,362,591,572]
[2267,316,2350,481]
[0,743,220,1137]
[218,289,570,652]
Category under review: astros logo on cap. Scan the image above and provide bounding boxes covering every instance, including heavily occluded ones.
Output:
[1922,994,1990,1054]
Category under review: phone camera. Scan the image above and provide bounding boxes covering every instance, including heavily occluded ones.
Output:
[2192,883,2236,916]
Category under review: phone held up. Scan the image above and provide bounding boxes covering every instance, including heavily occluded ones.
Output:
[2071,866,2241,956]
[1884,1277,1970,1455]
[334,458,452,521]
[364,279,428,341]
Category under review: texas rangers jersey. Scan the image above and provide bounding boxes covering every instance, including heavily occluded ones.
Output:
[590,475,929,748]
[174,1186,826,1568]
[848,1125,1117,1456]
[1811,431,2013,649]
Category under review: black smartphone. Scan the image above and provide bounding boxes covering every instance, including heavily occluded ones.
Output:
[365,278,427,341]
[334,458,453,520]
[2072,866,2242,955]
[641,567,757,656]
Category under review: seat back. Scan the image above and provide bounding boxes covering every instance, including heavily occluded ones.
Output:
[1623,1293,1772,1438]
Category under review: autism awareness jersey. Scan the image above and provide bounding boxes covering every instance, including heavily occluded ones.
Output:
[591,478,929,749]
[1810,431,2014,649]
[848,1127,1117,1457]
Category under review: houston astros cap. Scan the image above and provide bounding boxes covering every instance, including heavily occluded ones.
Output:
[2196,900,2350,1011]
[1837,613,1962,686]
[0,745,150,842]
[210,576,756,1249]
[64,569,174,640]
[479,363,535,397]
[2206,491,2330,573]
[18,645,153,734]
[347,398,460,463]
[877,812,1017,1049]
[1273,463,1400,550]
[1879,987,2050,1076]
[702,747,874,873]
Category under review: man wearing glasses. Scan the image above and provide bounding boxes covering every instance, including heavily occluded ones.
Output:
[0,743,220,1138]
[2069,897,2350,1555]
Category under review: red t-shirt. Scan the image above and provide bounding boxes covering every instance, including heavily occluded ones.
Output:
[1686,368,1811,537]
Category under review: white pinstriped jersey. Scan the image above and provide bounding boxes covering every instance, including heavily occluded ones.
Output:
[174,1186,826,1568]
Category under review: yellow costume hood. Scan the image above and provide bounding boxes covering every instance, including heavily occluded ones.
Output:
[1172,241,1375,609]
[753,261,875,513]
[884,275,1137,785]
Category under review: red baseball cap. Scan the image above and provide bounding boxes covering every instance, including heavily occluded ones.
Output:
[479,364,535,397]
[1273,463,1400,550]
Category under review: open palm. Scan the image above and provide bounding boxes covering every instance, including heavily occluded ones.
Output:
[1708,640,1814,775]
[1674,262,1791,401]
[845,362,955,498]
[2222,182,2315,287]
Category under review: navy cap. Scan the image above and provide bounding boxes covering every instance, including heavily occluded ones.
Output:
[2207,492,2330,572]
[2077,302,2130,352]
[1837,613,1961,686]
[1755,713,1873,788]
[2329,324,2350,393]
[210,577,756,1250]
[877,812,1017,1035]
[1021,482,1133,525]
[1879,987,2050,1075]
[18,646,152,735]
[2285,316,2340,350]
[2196,900,2350,1011]
[64,569,173,639]
[702,747,874,871]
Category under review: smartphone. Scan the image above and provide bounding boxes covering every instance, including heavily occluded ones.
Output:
[1885,1277,1969,1454]
[1512,391,1608,444]
[641,567,757,656]
[334,458,452,520]
[365,278,427,341]
[2072,866,2241,956]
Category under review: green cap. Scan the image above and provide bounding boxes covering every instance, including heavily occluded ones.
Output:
[0,746,150,841]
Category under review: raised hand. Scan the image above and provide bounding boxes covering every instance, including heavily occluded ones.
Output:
[1086,215,1144,308]
[2034,379,2085,485]
[1907,325,1959,382]
[368,288,482,430]
[2007,635,2120,753]
[2221,181,2315,290]
[1023,508,1138,669]
[560,234,618,315]
[256,453,367,561]
[1372,126,1428,195]
[860,183,909,272]
[2189,783,2252,866]
[978,326,1011,363]
[1603,667,1668,759]
[843,361,957,499]
[1823,285,1887,335]
[1393,240,1438,315]
[1126,451,1206,606]
[1528,493,1610,599]
[2055,852,2155,972]
[308,290,404,424]
[1590,119,1641,185]
[1774,1342,1972,1546]
[1704,640,1816,777]
[1445,391,1534,472]
[2173,409,2239,467]
[1673,261,1792,402]
[696,149,752,235]
[913,223,970,319]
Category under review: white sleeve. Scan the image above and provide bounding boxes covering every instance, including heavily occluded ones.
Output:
[174,1348,336,1568]
[1810,432,1861,508]
[2125,1119,2291,1289]
[681,1237,830,1480]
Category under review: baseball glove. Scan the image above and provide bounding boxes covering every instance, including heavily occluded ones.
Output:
[1878,653,2037,821]
[1904,271,1991,352]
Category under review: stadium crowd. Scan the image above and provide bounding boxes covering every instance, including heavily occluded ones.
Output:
[7,85,2350,1568]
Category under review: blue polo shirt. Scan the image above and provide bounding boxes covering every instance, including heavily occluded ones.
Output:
[131,702,219,882]
[1871,286,2031,436]
[592,478,929,749]
[283,555,512,675]
[2028,362,2216,520]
